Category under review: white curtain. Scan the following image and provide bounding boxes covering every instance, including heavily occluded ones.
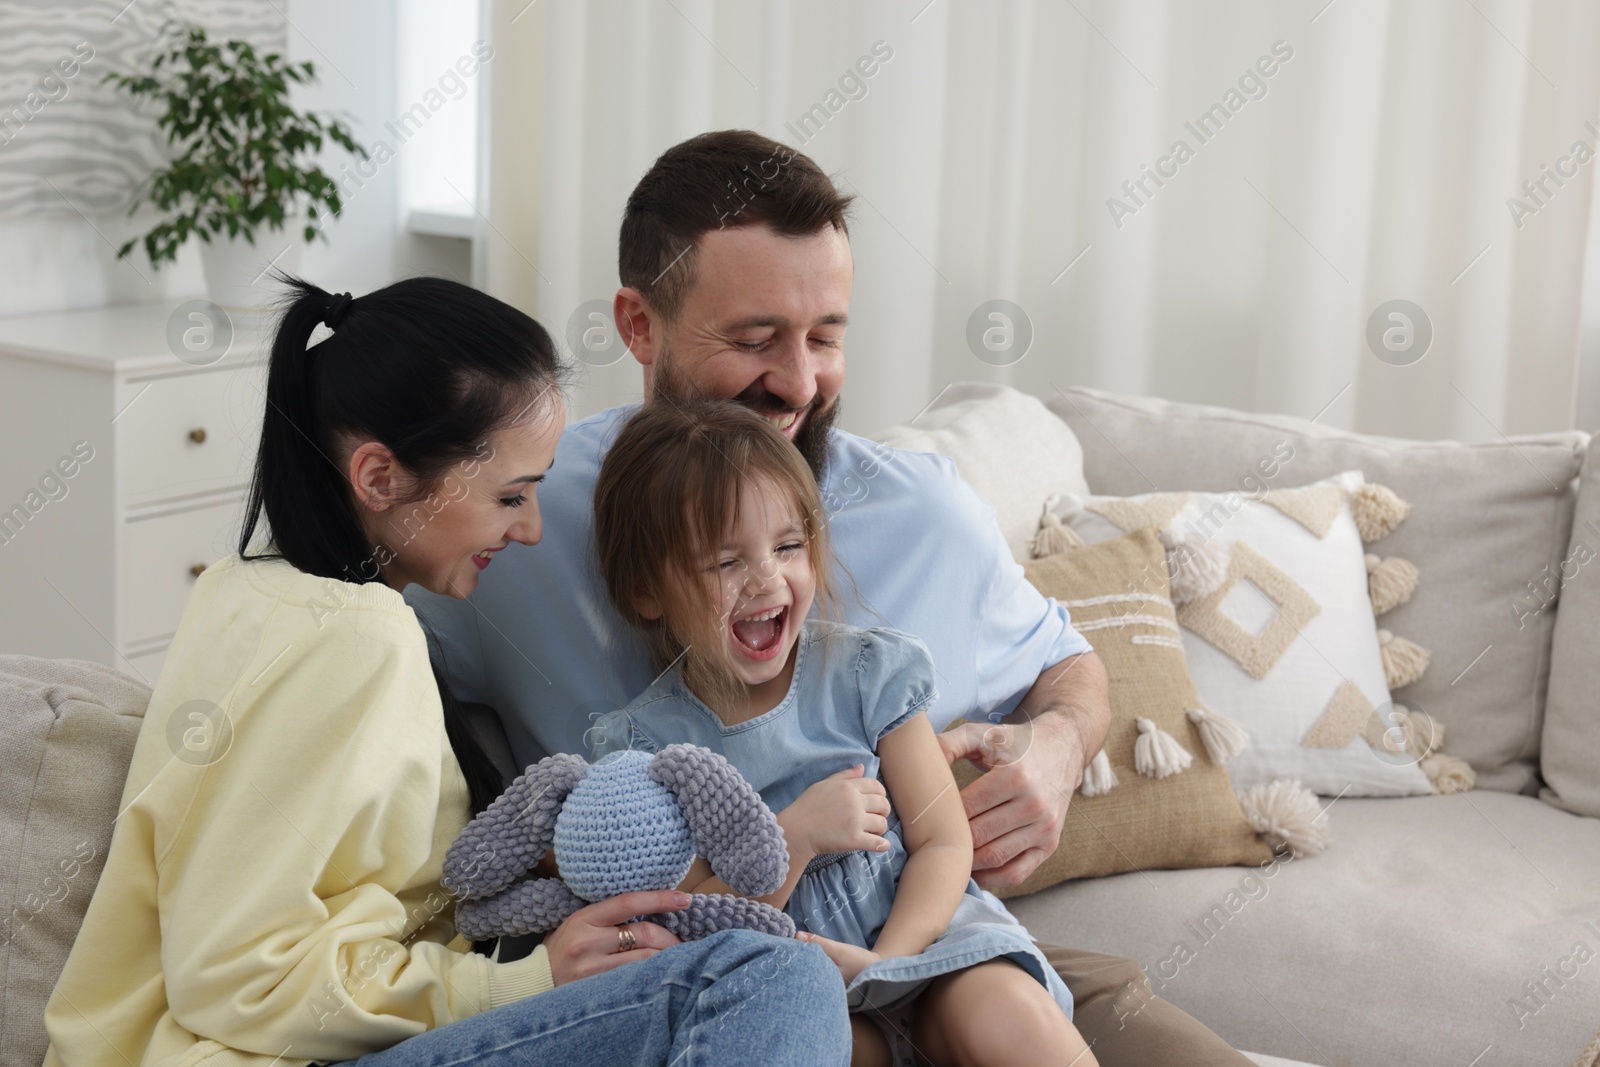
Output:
[481,0,1600,442]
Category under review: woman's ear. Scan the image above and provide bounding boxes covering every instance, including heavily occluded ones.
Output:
[347,440,404,513]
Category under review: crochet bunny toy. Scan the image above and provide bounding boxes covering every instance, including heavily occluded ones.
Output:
[442,744,797,942]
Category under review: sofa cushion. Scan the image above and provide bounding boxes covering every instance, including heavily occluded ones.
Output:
[0,656,148,1067]
[1542,436,1600,818]
[951,530,1275,895]
[1008,791,1600,1067]
[871,382,1088,561]
[1048,385,1589,794]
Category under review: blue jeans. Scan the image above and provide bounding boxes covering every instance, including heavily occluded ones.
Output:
[326,930,849,1066]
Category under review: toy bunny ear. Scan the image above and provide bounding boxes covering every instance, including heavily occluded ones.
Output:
[648,744,788,897]
[442,752,589,901]
[454,878,586,941]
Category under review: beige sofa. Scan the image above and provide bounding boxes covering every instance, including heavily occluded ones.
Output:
[6,384,1600,1067]
[885,384,1600,1067]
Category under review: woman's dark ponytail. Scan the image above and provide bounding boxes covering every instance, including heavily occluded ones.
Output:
[240,274,566,830]
[240,280,375,584]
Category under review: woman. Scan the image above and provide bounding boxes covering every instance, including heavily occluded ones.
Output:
[42,277,849,1067]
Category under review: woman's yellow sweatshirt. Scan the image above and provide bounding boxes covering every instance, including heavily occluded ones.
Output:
[43,554,553,1067]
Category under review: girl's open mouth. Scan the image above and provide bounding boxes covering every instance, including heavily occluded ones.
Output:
[730,605,788,661]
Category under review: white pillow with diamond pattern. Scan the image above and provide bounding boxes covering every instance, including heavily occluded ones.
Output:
[1046,471,1433,797]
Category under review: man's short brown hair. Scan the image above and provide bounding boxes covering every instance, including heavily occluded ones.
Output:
[619,130,854,321]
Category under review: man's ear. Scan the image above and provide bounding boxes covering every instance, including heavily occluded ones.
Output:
[347,440,404,513]
[614,288,657,369]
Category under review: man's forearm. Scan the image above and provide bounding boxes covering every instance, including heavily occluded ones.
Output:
[1003,650,1111,790]
[943,648,1112,885]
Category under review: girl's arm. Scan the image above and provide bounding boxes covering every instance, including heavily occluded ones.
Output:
[675,816,807,909]
[674,716,967,951]
[676,764,887,910]
[864,712,972,960]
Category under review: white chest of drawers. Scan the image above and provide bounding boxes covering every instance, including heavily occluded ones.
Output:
[0,299,270,687]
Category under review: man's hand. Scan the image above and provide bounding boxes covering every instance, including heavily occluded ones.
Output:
[937,651,1109,890]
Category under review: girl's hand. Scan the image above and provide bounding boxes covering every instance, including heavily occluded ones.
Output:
[542,890,690,985]
[796,930,882,984]
[781,764,892,856]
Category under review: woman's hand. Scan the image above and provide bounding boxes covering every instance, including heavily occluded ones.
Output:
[795,931,882,985]
[542,890,691,985]
[780,764,892,857]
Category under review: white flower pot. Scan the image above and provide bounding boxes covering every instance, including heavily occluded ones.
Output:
[199,232,303,311]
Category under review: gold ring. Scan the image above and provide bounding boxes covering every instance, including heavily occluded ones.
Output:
[616,926,637,953]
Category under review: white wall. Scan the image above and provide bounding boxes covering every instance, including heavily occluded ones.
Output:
[395,0,483,218]
[0,0,472,320]
[245,0,475,295]
[0,0,265,316]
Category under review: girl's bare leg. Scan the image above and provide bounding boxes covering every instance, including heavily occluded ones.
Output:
[850,1012,892,1067]
[912,959,1098,1067]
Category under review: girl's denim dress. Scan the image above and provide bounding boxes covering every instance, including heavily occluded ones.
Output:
[591,621,1074,1023]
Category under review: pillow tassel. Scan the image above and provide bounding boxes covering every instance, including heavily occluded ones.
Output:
[1236,779,1330,857]
[1350,483,1410,543]
[1157,528,1228,605]
[1134,716,1193,779]
[1186,706,1248,765]
[1377,629,1430,689]
[1397,706,1445,759]
[1032,506,1085,558]
[1080,747,1119,797]
[1365,554,1419,615]
[1420,752,1476,794]
[1393,708,1472,792]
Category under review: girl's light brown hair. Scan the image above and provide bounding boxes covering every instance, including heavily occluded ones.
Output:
[594,397,837,710]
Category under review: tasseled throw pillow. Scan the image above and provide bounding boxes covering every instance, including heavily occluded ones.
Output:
[1034,471,1474,798]
[951,528,1327,899]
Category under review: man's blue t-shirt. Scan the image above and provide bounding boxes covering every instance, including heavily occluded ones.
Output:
[405,404,1092,770]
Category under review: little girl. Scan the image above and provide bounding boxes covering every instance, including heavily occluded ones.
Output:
[589,398,1097,1067]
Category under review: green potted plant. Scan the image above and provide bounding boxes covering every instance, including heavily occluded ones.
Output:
[105,22,366,309]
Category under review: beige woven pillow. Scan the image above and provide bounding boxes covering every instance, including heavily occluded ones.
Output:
[952,529,1289,899]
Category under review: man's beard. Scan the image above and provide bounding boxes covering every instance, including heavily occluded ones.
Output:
[653,352,839,481]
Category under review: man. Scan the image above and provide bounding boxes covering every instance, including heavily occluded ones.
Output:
[410,129,1253,1066]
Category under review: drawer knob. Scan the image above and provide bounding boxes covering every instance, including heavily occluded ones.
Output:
[188,427,207,444]
[189,563,207,579]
